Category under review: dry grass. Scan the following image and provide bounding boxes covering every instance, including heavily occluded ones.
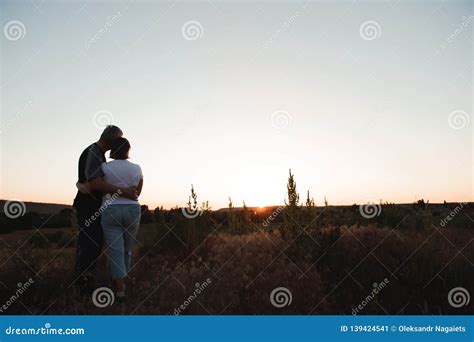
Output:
[0,219,472,315]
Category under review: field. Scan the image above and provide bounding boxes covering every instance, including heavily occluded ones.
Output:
[1,196,472,315]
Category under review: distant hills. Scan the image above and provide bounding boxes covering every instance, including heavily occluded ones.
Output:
[0,200,71,215]
[1,200,470,215]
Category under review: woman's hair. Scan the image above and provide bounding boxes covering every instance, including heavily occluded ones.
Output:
[110,137,131,160]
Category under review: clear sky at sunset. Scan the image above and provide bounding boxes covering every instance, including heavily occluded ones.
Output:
[1,0,472,209]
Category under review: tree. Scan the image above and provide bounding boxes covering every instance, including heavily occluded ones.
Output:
[201,201,211,212]
[283,169,301,238]
[305,190,316,223]
[285,169,300,208]
[140,205,153,224]
[306,190,315,208]
[187,184,198,212]
[242,200,250,224]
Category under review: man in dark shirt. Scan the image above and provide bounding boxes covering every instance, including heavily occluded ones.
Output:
[73,125,136,292]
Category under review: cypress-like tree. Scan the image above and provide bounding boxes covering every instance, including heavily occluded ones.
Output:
[283,169,300,238]
[285,169,300,208]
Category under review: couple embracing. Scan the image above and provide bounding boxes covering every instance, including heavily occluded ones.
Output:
[73,125,143,304]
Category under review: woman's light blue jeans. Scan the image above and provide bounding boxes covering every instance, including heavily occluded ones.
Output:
[101,204,141,279]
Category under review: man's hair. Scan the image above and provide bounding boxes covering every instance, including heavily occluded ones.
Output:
[100,125,123,144]
[110,137,131,160]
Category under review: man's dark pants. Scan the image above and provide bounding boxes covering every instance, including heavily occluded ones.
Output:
[74,199,104,284]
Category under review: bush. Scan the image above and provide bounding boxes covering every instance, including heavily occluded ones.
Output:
[158,231,327,314]
[28,231,51,248]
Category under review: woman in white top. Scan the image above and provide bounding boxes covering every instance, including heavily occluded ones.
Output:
[100,137,143,303]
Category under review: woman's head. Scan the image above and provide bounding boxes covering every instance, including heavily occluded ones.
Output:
[110,137,131,160]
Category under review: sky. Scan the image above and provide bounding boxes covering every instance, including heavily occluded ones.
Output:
[0,0,472,209]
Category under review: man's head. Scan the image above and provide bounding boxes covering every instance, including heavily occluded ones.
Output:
[99,125,123,150]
